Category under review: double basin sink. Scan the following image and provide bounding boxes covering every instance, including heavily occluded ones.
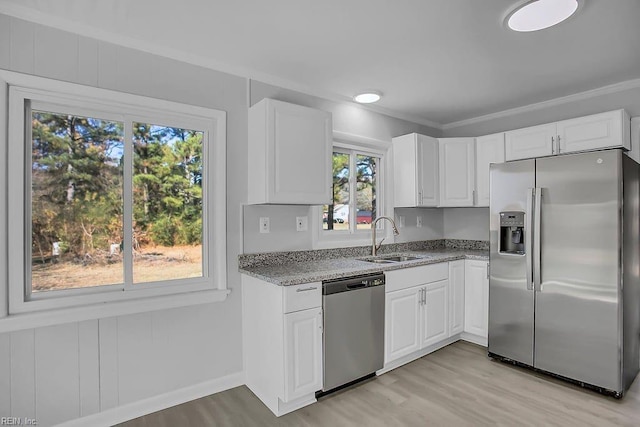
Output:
[358,254,424,264]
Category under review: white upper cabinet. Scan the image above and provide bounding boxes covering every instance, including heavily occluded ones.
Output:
[438,138,475,207]
[393,133,439,207]
[557,110,630,155]
[248,98,332,205]
[505,123,556,161]
[505,110,630,161]
[475,133,505,207]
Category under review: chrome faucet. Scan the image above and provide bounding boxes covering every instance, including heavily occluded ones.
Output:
[371,216,400,256]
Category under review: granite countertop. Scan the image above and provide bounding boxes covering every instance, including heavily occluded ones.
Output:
[239,248,489,286]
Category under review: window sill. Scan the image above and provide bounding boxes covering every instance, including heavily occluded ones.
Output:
[0,288,230,333]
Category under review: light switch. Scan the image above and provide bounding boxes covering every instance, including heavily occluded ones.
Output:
[259,217,270,233]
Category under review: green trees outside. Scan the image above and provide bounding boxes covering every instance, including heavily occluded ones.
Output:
[324,152,377,230]
[30,110,203,266]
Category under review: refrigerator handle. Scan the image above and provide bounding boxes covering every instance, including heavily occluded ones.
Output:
[526,188,534,291]
[533,187,542,292]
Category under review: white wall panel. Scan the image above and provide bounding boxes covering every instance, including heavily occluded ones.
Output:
[34,323,80,425]
[0,14,10,70]
[77,37,98,87]
[0,333,11,415]
[34,25,78,82]
[78,320,99,416]
[115,313,159,404]
[10,329,35,419]
[8,18,34,74]
[96,40,118,90]
[114,46,159,97]
[98,317,119,411]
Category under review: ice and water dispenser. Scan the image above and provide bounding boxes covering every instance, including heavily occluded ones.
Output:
[499,211,525,255]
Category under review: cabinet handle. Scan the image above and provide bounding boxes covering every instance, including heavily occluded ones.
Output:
[551,136,555,154]
[557,135,561,153]
[487,264,490,279]
[418,190,423,205]
[422,288,426,305]
[296,286,318,292]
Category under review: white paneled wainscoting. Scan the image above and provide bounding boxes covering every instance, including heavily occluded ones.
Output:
[0,308,244,427]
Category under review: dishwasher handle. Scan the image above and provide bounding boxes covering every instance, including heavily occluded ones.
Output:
[347,283,367,290]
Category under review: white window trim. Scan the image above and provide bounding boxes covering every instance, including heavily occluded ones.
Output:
[0,70,228,332]
[312,131,393,249]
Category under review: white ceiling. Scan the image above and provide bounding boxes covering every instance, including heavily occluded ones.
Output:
[1,0,639,127]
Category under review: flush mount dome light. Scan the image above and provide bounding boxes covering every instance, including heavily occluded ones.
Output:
[507,0,579,32]
[353,91,382,104]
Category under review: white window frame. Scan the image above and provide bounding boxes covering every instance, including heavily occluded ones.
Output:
[312,131,392,249]
[0,71,228,330]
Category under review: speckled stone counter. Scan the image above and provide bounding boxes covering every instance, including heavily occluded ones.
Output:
[239,240,489,286]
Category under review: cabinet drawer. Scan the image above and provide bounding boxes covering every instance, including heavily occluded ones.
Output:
[283,282,322,313]
[385,263,448,293]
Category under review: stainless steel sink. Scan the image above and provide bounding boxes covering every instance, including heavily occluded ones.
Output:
[379,255,421,262]
[360,255,422,263]
[362,258,397,264]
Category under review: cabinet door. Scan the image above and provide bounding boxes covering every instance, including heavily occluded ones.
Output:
[283,308,323,401]
[438,138,475,207]
[268,100,332,204]
[417,135,439,206]
[475,133,505,207]
[505,123,556,161]
[557,110,628,155]
[421,279,449,348]
[464,261,489,338]
[385,287,421,364]
[448,260,465,336]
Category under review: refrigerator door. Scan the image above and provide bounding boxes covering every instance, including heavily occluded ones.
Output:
[534,150,621,392]
[489,160,535,365]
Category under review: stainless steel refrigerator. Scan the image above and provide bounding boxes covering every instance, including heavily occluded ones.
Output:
[488,149,640,397]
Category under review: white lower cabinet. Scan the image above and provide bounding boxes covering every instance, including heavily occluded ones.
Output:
[464,260,489,343]
[284,308,323,401]
[421,279,449,347]
[384,263,453,367]
[242,275,323,416]
[448,260,465,336]
[385,286,421,362]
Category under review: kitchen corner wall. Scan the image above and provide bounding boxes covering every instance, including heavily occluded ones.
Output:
[242,80,442,254]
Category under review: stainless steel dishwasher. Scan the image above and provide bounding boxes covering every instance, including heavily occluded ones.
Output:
[321,272,385,393]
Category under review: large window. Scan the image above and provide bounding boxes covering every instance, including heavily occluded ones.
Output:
[6,75,227,316]
[322,148,381,233]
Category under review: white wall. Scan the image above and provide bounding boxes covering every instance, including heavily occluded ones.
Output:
[443,208,489,241]
[0,15,245,425]
[394,208,444,242]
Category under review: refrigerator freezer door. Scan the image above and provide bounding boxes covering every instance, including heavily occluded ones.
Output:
[489,160,535,365]
[534,150,621,392]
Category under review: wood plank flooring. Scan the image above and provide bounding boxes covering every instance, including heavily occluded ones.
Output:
[118,341,640,426]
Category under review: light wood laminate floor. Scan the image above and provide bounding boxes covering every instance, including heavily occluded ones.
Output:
[118,342,640,426]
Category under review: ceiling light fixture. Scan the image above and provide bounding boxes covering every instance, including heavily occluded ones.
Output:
[507,0,580,32]
[353,91,382,104]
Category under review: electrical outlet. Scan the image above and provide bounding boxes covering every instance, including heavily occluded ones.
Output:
[296,216,308,232]
[259,217,270,233]
[416,216,423,228]
[398,216,405,228]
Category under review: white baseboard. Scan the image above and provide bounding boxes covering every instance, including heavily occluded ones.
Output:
[56,371,244,427]
[376,335,460,375]
[460,332,488,347]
